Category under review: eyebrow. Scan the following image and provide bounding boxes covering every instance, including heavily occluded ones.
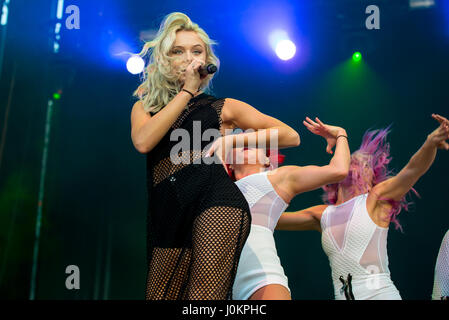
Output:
[172,44,204,49]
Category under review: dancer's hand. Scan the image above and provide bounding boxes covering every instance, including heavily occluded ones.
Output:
[428,114,449,150]
[432,113,449,125]
[303,117,346,154]
[204,135,234,170]
[182,58,205,93]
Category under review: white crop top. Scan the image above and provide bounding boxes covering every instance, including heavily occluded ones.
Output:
[235,171,289,233]
[321,193,391,281]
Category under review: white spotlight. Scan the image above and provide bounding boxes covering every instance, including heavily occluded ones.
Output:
[126,55,145,74]
[275,39,296,61]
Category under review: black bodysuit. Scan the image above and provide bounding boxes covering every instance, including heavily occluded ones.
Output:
[145,93,251,300]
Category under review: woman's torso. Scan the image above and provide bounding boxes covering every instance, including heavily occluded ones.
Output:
[145,93,246,249]
[234,171,289,232]
[146,93,228,189]
[320,193,401,300]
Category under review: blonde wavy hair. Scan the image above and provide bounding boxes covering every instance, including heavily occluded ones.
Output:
[133,12,220,114]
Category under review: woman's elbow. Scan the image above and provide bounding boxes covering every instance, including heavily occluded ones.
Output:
[334,168,349,182]
[290,131,300,147]
[294,132,301,146]
[133,141,149,154]
[132,135,151,154]
[136,145,149,154]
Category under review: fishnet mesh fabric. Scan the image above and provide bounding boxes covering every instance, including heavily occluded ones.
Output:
[145,93,251,300]
[184,206,250,299]
[171,95,224,131]
[432,230,449,299]
[152,150,204,186]
[145,206,250,300]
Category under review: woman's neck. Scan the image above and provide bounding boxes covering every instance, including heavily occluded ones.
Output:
[234,165,266,181]
[336,186,366,205]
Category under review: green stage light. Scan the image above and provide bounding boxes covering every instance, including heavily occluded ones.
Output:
[53,93,61,100]
[352,52,362,62]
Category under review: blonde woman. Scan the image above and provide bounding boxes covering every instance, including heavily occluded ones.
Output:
[130,12,300,300]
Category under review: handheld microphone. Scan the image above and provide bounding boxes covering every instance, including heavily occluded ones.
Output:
[198,64,217,77]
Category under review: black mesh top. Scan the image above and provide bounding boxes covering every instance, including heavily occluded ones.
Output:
[145,93,251,300]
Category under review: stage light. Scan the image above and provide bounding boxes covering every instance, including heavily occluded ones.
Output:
[126,55,145,74]
[352,51,362,62]
[269,30,297,61]
[53,93,61,100]
[275,39,296,61]
[52,0,64,54]
[56,0,64,19]
[409,0,435,9]
[1,0,10,26]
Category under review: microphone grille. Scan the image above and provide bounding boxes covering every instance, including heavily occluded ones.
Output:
[206,64,217,74]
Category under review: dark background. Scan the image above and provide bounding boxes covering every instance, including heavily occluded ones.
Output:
[0,0,448,299]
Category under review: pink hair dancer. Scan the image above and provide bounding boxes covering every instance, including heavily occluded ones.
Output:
[276,114,449,300]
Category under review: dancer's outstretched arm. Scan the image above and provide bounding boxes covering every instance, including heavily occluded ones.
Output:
[274,117,351,232]
[275,205,327,232]
[205,99,300,167]
[276,117,351,196]
[372,114,449,202]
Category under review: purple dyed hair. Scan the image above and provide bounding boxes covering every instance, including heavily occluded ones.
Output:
[322,126,418,231]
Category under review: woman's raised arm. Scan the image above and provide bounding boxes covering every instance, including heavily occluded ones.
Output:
[131,92,192,154]
[372,114,449,202]
[275,117,350,197]
[131,58,204,154]
[221,98,300,148]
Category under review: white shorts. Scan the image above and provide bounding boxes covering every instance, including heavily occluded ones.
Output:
[232,224,290,300]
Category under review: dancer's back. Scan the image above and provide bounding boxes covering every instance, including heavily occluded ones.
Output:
[321,193,401,300]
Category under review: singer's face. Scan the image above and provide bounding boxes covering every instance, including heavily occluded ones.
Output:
[169,30,207,82]
[232,147,268,166]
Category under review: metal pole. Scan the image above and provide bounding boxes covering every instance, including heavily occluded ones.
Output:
[0,61,17,287]
[103,221,113,300]
[29,98,54,300]
[28,0,64,300]
[93,228,104,300]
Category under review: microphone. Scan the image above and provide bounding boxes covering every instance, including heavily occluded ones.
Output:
[198,64,217,77]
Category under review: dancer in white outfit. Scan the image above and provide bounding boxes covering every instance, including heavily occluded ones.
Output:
[432,230,449,300]
[276,113,449,300]
[320,193,401,299]
[232,171,291,300]
[227,117,351,300]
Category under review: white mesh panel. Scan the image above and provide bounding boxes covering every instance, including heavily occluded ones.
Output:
[235,172,288,232]
[327,199,357,251]
[432,230,449,299]
[359,228,388,274]
[251,191,288,231]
